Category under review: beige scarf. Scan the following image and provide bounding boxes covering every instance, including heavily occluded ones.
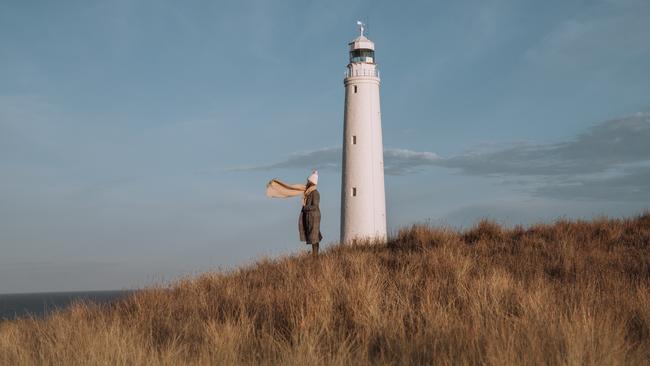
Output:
[266,178,317,206]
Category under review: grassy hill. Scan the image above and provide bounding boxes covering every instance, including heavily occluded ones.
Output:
[2,214,650,365]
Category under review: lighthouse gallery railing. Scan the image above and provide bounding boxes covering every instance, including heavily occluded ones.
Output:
[345,69,380,78]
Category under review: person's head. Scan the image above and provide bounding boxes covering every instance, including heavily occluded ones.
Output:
[307,170,318,187]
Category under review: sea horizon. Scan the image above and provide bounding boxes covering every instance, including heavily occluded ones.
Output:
[0,289,136,320]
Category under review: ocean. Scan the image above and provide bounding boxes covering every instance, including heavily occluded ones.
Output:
[0,290,134,320]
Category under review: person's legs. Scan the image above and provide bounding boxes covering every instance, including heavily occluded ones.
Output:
[312,242,319,257]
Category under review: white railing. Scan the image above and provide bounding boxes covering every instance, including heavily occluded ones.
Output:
[345,69,380,78]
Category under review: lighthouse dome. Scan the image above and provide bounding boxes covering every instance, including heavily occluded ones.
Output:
[348,35,375,51]
[348,35,375,63]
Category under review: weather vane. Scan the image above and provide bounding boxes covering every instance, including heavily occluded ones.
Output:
[356,20,365,36]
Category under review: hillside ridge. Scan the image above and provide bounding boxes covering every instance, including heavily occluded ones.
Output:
[1,214,650,365]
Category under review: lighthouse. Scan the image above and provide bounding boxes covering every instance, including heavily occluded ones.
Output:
[340,22,387,244]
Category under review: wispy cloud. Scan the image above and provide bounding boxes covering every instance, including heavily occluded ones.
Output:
[231,147,440,176]
[524,0,650,71]
[230,146,341,172]
[438,114,650,176]
[238,114,650,202]
[534,164,650,202]
[436,114,650,201]
[383,149,440,175]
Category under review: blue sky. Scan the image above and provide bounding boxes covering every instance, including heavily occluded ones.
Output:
[1,0,649,293]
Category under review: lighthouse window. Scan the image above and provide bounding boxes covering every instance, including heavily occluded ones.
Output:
[354,85,357,93]
[352,187,357,197]
[350,49,375,63]
[352,135,357,144]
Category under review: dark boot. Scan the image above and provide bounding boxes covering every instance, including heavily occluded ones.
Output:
[312,242,319,257]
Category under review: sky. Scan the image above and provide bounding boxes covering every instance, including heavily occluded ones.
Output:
[1,0,649,293]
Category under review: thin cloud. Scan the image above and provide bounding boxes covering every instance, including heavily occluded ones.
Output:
[439,114,650,176]
[231,147,440,176]
[437,113,650,201]
[384,148,440,175]
[523,1,650,71]
[236,114,650,202]
[534,165,650,202]
[229,146,341,172]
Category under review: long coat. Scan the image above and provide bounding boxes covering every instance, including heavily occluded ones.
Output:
[299,189,323,244]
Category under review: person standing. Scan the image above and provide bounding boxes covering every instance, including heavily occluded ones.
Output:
[299,171,322,256]
[265,170,323,257]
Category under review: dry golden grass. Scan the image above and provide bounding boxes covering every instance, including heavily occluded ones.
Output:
[2,214,650,365]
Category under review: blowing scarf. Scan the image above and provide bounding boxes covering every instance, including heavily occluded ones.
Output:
[266,178,317,206]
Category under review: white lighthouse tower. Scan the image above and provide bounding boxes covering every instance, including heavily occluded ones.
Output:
[340,22,387,244]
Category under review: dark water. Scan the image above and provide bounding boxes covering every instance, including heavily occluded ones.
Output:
[0,290,135,320]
